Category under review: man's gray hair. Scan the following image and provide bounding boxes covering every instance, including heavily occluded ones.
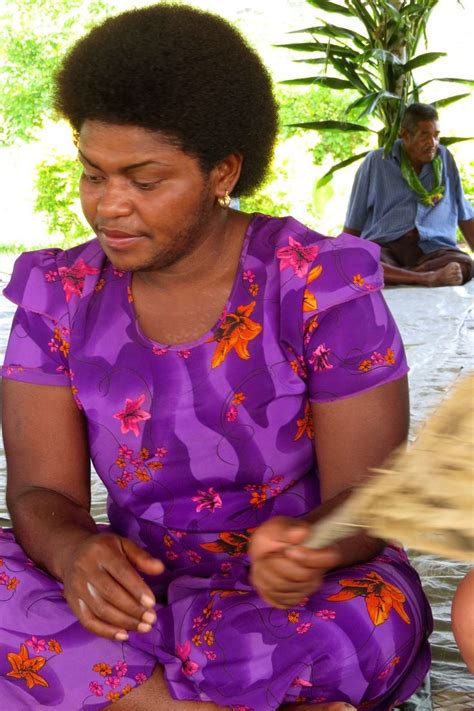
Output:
[401,103,439,134]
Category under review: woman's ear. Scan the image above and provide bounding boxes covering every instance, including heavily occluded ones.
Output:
[212,153,243,199]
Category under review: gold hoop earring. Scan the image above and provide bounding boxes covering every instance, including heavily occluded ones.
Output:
[217,190,231,209]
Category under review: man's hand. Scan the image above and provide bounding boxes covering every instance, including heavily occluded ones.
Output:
[249,516,342,609]
[61,532,164,640]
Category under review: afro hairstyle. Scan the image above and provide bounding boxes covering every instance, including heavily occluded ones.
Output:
[54,3,279,196]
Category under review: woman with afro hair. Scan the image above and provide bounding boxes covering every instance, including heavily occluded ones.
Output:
[0,4,431,710]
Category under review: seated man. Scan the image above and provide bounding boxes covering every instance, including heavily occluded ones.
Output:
[344,102,474,286]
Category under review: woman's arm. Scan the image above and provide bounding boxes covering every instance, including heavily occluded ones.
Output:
[249,376,409,608]
[3,379,163,639]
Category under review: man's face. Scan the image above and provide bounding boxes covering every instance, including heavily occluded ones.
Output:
[400,119,440,168]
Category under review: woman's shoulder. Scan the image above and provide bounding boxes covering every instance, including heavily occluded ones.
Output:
[3,238,107,320]
[248,213,384,313]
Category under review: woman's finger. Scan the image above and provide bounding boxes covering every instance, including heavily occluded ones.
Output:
[81,579,156,632]
[76,597,131,641]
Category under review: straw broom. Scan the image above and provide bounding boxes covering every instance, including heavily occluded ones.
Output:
[306,373,474,562]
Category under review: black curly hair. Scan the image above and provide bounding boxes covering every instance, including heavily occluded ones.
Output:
[54,3,278,196]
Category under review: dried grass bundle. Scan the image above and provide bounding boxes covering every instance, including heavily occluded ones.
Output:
[307,373,474,562]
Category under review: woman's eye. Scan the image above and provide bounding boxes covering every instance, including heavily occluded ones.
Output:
[82,172,104,183]
[133,180,158,191]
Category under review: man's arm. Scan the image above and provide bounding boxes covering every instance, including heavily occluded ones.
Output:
[343,156,372,237]
[459,218,474,251]
[342,227,361,237]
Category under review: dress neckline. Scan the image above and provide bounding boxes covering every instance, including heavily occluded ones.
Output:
[127,213,259,352]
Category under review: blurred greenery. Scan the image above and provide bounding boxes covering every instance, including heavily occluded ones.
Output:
[0,0,114,146]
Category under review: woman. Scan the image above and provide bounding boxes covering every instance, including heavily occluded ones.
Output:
[0,4,431,710]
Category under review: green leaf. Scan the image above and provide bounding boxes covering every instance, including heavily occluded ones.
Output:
[280,77,354,90]
[305,0,353,16]
[356,48,403,66]
[417,77,474,89]
[274,42,323,52]
[440,136,474,147]
[400,52,446,73]
[357,91,401,119]
[290,120,375,132]
[431,93,471,109]
[316,151,371,187]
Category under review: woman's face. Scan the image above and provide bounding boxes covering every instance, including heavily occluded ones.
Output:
[78,121,220,273]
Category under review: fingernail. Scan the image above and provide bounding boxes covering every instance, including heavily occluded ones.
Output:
[137,622,152,633]
[142,610,156,624]
[140,593,155,608]
[115,631,129,641]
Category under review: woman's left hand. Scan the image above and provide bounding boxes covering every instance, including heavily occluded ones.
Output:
[248,516,342,608]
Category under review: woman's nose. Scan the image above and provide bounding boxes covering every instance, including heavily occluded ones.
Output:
[96,180,133,218]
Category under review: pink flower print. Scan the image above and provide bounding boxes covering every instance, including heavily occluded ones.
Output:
[191,487,222,513]
[242,270,255,283]
[115,661,128,678]
[58,259,99,302]
[26,636,46,653]
[309,344,333,371]
[296,622,313,634]
[371,351,385,366]
[48,339,59,353]
[378,667,391,680]
[212,609,223,621]
[152,346,168,356]
[178,350,191,359]
[193,616,205,630]
[291,677,313,687]
[226,405,238,422]
[204,650,217,661]
[276,237,319,278]
[166,550,179,561]
[155,447,168,458]
[113,268,125,277]
[220,562,232,573]
[105,675,121,689]
[176,641,199,677]
[113,394,151,437]
[186,549,202,564]
[316,609,336,621]
[134,672,148,685]
[89,681,104,696]
[44,270,58,283]
[298,596,309,608]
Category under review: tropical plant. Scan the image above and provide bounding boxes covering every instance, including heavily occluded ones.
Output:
[0,0,113,146]
[278,0,474,185]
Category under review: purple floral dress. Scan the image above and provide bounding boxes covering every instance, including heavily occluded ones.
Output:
[0,215,431,710]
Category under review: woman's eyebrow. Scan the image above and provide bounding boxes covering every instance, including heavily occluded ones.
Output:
[77,149,169,171]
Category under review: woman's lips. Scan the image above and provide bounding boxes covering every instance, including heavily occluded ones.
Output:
[100,229,145,250]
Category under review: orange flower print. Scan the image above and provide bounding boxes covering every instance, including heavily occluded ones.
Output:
[358,359,372,373]
[203,630,215,646]
[93,662,113,677]
[232,392,246,406]
[294,401,314,441]
[303,289,317,313]
[135,468,152,482]
[47,639,62,654]
[127,286,134,303]
[385,348,395,365]
[208,302,262,368]
[106,691,121,702]
[6,644,48,689]
[353,273,365,287]
[200,529,256,557]
[7,577,19,590]
[288,611,300,623]
[327,571,411,626]
[307,264,322,284]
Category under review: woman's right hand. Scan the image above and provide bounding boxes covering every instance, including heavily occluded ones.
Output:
[61,532,165,641]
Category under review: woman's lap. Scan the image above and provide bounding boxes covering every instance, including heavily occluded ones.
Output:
[0,528,432,710]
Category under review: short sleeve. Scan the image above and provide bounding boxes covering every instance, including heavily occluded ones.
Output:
[447,150,474,223]
[1,306,71,386]
[1,249,72,386]
[304,290,408,403]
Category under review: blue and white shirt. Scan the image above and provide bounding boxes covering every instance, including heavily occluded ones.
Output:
[344,139,474,253]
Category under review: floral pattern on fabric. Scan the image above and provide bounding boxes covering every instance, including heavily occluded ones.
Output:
[0,215,431,710]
